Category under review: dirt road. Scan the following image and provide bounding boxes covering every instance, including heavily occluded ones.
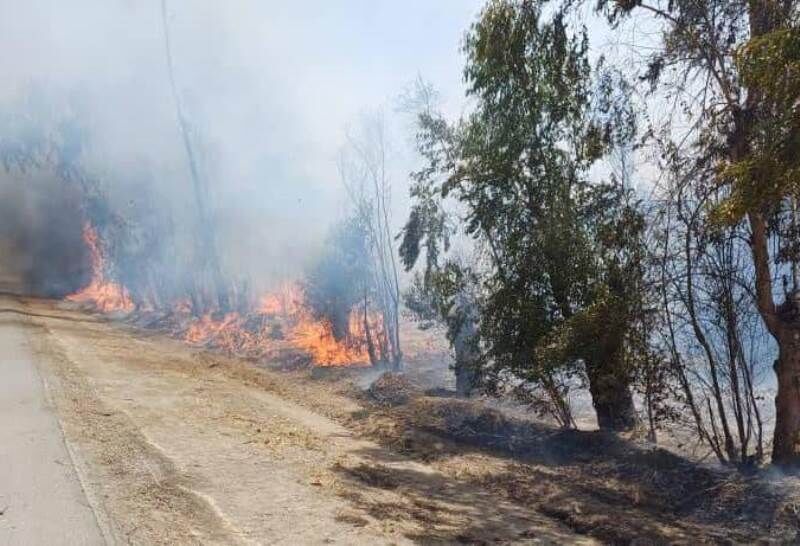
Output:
[0,294,592,545]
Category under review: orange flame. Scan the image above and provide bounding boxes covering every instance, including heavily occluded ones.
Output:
[258,282,302,317]
[288,310,371,366]
[67,223,134,313]
[67,225,379,367]
[182,283,376,367]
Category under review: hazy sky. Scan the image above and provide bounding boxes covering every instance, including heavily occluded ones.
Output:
[0,0,485,283]
[0,0,483,190]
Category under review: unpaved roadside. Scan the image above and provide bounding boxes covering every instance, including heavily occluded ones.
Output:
[12,295,593,545]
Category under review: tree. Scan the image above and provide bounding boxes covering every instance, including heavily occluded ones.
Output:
[0,92,126,296]
[404,258,482,396]
[655,169,768,465]
[398,80,482,396]
[401,1,647,431]
[336,113,404,370]
[304,213,372,344]
[590,0,800,465]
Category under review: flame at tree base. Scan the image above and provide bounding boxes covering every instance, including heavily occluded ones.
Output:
[288,311,372,366]
[67,224,134,313]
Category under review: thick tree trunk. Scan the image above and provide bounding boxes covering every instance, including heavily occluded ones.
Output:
[454,365,475,397]
[740,0,800,467]
[586,361,637,432]
[744,212,800,465]
[771,299,800,466]
[452,294,479,397]
[453,324,477,397]
[771,334,800,465]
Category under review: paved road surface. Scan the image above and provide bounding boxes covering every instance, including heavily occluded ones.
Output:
[0,310,104,545]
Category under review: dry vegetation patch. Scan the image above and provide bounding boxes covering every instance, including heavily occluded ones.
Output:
[161,344,800,544]
[365,372,416,407]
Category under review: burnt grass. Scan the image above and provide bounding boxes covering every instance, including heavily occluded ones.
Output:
[344,375,800,544]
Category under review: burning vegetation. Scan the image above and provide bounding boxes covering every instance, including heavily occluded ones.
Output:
[63,223,383,368]
[4,0,800,491]
[5,0,800,543]
[67,223,134,313]
[4,0,800,541]
[37,20,404,371]
[178,283,377,367]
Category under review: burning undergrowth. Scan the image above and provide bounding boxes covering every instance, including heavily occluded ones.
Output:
[1,85,405,371]
[174,283,377,367]
[63,222,381,368]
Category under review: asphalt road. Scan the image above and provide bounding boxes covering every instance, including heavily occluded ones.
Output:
[0,309,105,545]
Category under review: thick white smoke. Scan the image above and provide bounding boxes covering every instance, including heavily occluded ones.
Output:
[0,0,481,297]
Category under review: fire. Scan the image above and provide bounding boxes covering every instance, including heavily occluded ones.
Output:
[288,310,371,367]
[67,223,134,313]
[184,312,241,345]
[181,283,375,367]
[258,282,302,317]
[67,225,377,367]
[259,282,371,365]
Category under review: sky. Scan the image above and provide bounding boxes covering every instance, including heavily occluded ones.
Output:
[0,0,484,178]
[0,0,485,286]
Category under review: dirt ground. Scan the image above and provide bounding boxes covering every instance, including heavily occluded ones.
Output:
[11,294,594,545]
[9,293,800,544]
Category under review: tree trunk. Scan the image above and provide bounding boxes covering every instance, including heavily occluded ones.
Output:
[744,211,800,465]
[161,0,228,312]
[453,320,478,397]
[771,307,800,466]
[740,0,800,467]
[586,360,637,432]
[452,293,479,396]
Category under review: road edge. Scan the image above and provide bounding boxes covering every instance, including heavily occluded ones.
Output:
[26,313,119,545]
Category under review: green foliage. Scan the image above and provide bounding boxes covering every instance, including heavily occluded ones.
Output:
[399,86,458,275]
[404,260,478,345]
[715,28,800,224]
[401,0,649,421]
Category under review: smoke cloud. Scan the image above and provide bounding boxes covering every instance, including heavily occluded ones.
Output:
[0,0,481,297]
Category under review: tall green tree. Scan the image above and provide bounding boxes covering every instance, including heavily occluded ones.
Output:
[401,0,647,430]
